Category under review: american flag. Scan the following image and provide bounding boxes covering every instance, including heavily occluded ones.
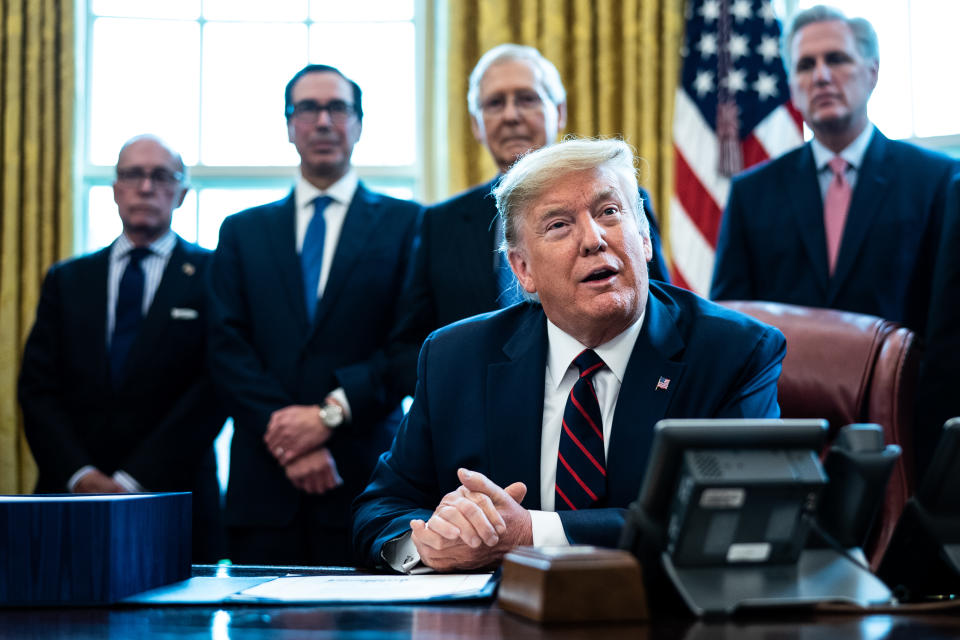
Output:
[656,376,671,391]
[669,0,803,294]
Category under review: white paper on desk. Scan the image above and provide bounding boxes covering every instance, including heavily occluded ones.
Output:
[235,573,493,602]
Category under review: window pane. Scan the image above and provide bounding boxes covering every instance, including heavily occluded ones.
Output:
[910,2,960,138]
[204,0,307,21]
[92,0,199,19]
[309,22,415,166]
[310,0,413,22]
[200,23,307,166]
[197,188,289,248]
[87,186,122,250]
[89,19,201,165]
[171,193,199,244]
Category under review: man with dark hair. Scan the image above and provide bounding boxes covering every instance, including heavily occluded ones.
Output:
[209,64,421,565]
[711,5,958,334]
[354,139,785,573]
[384,44,669,402]
[19,134,225,562]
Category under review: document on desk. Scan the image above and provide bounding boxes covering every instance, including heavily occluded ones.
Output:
[232,573,496,603]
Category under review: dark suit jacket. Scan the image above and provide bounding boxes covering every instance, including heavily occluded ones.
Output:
[353,282,786,567]
[208,184,421,528]
[385,178,670,400]
[710,130,959,334]
[916,175,960,471]
[19,237,224,497]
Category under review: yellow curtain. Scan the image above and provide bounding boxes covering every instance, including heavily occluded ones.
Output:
[0,0,74,494]
[446,0,684,260]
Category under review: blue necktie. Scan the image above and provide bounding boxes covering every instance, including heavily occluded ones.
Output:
[555,349,607,510]
[302,195,333,324]
[110,247,151,387]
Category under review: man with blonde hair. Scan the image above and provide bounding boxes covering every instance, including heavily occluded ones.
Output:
[354,138,785,573]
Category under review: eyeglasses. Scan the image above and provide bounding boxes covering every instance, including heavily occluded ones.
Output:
[480,90,545,116]
[116,167,184,188]
[286,99,357,124]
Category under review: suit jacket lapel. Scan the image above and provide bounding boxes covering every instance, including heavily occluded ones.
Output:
[123,239,197,383]
[84,247,111,387]
[264,192,310,330]
[828,131,891,302]
[788,144,830,296]
[485,305,547,509]
[312,184,382,332]
[459,178,501,308]
[606,293,687,508]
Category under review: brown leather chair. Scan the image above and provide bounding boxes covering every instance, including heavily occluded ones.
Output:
[718,300,919,568]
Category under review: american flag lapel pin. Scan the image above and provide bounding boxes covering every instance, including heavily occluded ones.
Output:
[656,376,671,391]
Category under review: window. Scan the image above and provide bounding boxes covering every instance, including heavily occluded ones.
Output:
[77,0,420,253]
[776,0,960,154]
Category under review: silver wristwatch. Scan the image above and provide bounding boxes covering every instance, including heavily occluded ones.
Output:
[319,403,344,429]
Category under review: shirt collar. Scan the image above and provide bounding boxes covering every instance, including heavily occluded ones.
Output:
[295,168,359,210]
[111,229,177,261]
[545,310,646,390]
[811,122,875,172]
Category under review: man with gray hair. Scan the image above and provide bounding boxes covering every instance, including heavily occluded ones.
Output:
[354,138,785,572]
[711,5,958,335]
[19,134,226,561]
[384,43,668,402]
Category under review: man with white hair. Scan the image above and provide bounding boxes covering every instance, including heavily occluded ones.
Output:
[711,5,958,334]
[384,44,669,401]
[354,138,785,572]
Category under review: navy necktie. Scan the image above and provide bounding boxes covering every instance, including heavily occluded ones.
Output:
[302,195,333,324]
[556,349,607,510]
[110,247,151,387]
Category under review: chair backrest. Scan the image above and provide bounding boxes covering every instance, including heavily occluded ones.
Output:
[718,300,919,568]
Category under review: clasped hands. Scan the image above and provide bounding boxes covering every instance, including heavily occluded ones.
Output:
[410,468,533,571]
[263,401,342,495]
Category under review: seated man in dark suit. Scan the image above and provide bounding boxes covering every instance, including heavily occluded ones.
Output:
[385,44,669,401]
[18,134,226,562]
[353,138,786,572]
[711,6,958,334]
[208,65,421,565]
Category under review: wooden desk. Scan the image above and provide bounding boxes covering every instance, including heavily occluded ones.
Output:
[2,565,959,639]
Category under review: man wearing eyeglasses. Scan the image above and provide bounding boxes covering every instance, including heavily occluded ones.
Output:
[384,44,669,403]
[208,64,421,565]
[19,134,226,562]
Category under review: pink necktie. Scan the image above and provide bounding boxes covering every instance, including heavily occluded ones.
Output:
[824,156,851,275]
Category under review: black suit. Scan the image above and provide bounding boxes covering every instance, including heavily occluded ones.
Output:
[18,236,226,562]
[385,179,670,399]
[917,176,960,471]
[711,130,959,334]
[208,184,420,565]
[354,282,785,566]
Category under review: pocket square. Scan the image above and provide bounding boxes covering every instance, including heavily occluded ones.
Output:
[170,307,199,320]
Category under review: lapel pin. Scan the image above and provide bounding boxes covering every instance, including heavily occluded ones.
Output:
[182,262,196,276]
[655,376,671,391]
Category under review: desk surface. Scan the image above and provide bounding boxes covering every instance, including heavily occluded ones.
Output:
[3,565,960,639]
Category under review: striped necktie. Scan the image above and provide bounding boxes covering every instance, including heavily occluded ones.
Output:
[555,349,607,510]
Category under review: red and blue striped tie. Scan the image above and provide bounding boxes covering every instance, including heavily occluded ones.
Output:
[555,349,607,510]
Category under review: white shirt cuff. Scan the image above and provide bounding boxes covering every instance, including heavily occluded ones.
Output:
[112,470,145,492]
[382,531,434,574]
[328,387,352,423]
[530,510,570,547]
[67,465,97,492]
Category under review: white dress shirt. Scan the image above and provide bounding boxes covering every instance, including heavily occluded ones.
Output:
[810,123,874,200]
[294,168,358,298]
